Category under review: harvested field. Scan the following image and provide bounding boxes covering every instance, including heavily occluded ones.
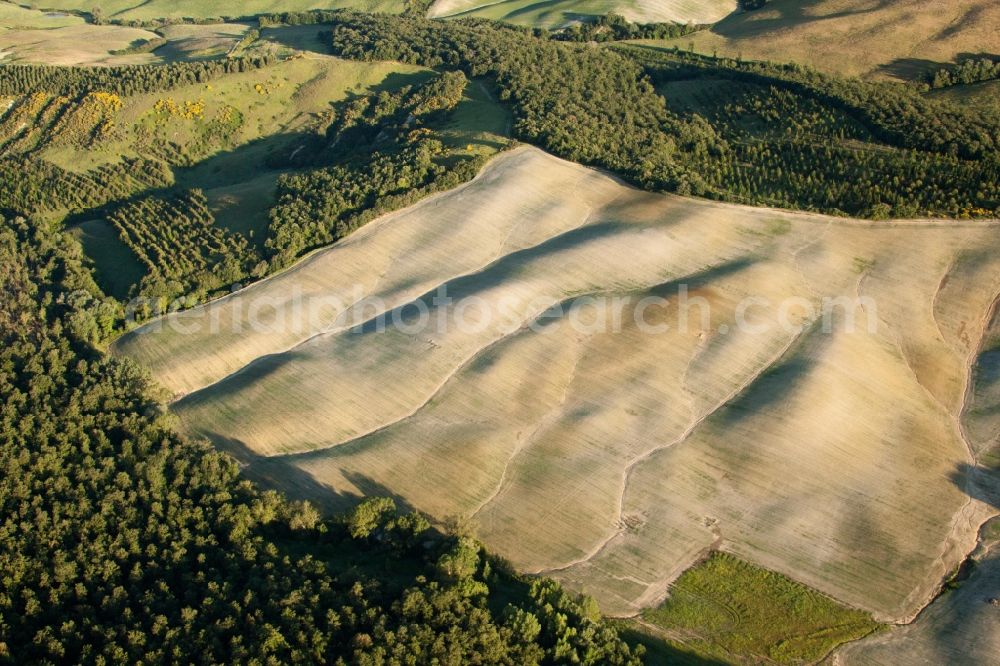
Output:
[427,0,736,28]
[0,23,161,65]
[117,146,1000,621]
[635,0,1000,81]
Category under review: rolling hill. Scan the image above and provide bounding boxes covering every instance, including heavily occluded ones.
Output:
[639,0,1000,80]
[6,3,1000,663]
[117,146,1000,625]
[427,0,736,28]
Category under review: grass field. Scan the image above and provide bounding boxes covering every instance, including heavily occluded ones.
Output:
[634,0,1000,81]
[639,552,880,663]
[439,78,510,156]
[0,3,82,29]
[928,80,1000,112]
[155,23,251,61]
[427,0,735,28]
[117,146,1000,624]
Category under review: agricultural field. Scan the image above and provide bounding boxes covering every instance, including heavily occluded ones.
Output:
[838,517,1000,664]
[636,0,1000,81]
[0,21,163,65]
[117,147,1000,632]
[0,6,258,66]
[4,0,406,22]
[427,0,735,28]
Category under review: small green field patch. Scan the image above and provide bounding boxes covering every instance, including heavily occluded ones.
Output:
[439,78,511,156]
[641,552,882,664]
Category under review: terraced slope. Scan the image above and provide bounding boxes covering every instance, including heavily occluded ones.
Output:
[117,146,1000,622]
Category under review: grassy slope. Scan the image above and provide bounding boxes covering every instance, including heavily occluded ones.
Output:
[117,146,1000,624]
[35,51,506,296]
[427,0,735,29]
[639,552,880,664]
[634,0,1000,81]
[928,80,1000,113]
[36,55,439,294]
[0,3,83,28]
[155,23,251,61]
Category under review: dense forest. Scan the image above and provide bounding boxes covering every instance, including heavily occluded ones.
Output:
[0,57,275,97]
[0,213,642,663]
[324,11,999,219]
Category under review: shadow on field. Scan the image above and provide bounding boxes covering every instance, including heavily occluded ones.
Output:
[212,432,419,515]
[950,462,1000,511]
[710,0,897,40]
[876,53,1000,82]
[874,57,947,82]
[615,624,731,666]
[259,24,333,55]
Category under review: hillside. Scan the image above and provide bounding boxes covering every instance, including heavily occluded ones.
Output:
[839,518,1000,664]
[117,147,1000,627]
[0,50,508,302]
[3,1,406,21]
[639,0,1000,81]
[427,0,736,28]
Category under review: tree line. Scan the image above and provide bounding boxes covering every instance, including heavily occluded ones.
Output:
[320,11,997,218]
[927,56,1000,89]
[0,57,275,98]
[264,69,489,268]
[552,13,704,42]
